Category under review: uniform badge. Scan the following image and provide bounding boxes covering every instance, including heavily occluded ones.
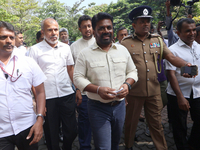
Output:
[131,44,134,47]
[150,43,160,48]
[143,9,148,15]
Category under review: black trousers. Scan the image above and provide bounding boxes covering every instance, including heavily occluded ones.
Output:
[167,93,200,150]
[0,126,37,150]
[44,94,77,150]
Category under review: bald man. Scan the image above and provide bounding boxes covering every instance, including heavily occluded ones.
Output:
[29,18,82,150]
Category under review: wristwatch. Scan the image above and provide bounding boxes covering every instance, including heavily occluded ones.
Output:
[123,82,132,91]
[36,114,45,124]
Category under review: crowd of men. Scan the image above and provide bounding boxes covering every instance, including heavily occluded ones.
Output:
[0,1,200,150]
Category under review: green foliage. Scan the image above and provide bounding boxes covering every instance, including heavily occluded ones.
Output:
[1,0,200,46]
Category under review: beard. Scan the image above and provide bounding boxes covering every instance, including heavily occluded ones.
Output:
[100,33,112,45]
[61,37,69,43]
[44,35,59,45]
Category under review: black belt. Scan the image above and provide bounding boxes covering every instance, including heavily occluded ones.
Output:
[104,100,121,106]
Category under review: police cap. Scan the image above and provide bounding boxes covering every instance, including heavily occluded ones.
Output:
[128,5,153,21]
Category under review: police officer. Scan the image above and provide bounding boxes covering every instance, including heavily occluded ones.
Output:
[121,5,192,150]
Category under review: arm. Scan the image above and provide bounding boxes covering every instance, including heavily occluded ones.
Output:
[27,83,46,145]
[164,52,187,68]
[67,65,82,106]
[167,70,190,111]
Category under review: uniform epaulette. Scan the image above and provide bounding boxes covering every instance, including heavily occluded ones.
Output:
[151,33,161,38]
[122,35,132,41]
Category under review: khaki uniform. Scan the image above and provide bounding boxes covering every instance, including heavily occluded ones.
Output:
[121,33,170,150]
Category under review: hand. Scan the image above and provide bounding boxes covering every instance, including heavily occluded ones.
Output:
[177,97,190,111]
[98,87,117,100]
[116,84,129,99]
[26,118,43,145]
[182,63,197,78]
[76,90,82,106]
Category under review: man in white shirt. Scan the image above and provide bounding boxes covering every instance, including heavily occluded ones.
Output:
[59,28,70,45]
[70,15,95,150]
[29,18,82,150]
[14,30,27,55]
[0,21,46,149]
[166,18,200,150]
[74,12,138,150]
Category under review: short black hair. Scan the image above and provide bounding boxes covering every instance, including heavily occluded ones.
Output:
[36,31,42,41]
[14,30,22,36]
[92,12,113,30]
[196,23,200,27]
[177,18,195,32]
[78,15,92,28]
[0,21,15,32]
[117,27,127,35]
[196,26,200,36]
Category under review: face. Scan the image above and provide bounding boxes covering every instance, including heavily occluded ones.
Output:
[15,33,23,47]
[36,33,44,43]
[42,19,59,46]
[79,20,93,40]
[0,27,15,54]
[132,18,151,37]
[117,29,128,43]
[195,31,200,44]
[59,31,69,42]
[177,22,196,46]
[94,19,113,47]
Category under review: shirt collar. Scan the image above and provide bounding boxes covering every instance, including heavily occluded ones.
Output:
[132,32,151,40]
[177,39,196,49]
[91,41,117,51]
[42,40,64,49]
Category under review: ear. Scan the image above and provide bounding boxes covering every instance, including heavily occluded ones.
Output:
[41,30,44,35]
[79,28,81,32]
[176,28,180,37]
[132,22,136,29]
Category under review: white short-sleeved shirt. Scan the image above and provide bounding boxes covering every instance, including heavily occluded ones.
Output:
[73,42,138,103]
[29,40,74,99]
[70,37,95,63]
[0,49,46,138]
[165,39,200,99]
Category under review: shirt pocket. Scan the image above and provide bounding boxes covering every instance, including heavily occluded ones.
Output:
[131,51,141,63]
[13,72,32,91]
[112,57,127,77]
[149,48,161,59]
[89,61,108,81]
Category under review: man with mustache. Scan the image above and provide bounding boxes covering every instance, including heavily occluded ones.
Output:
[29,18,82,150]
[74,12,138,149]
[121,6,193,150]
[59,28,70,45]
[166,18,200,150]
[0,21,46,149]
[70,15,95,150]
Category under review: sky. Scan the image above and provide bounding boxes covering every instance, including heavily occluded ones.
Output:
[60,0,119,8]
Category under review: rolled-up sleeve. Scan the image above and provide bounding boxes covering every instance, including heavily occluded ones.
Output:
[73,52,91,91]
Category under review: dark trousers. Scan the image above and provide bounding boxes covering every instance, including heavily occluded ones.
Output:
[167,93,200,150]
[44,94,77,150]
[77,95,91,150]
[0,126,37,150]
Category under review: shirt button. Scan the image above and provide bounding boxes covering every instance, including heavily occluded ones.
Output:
[147,78,149,81]
[147,69,150,72]
[143,43,145,46]
[145,60,148,63]
[156,51,158,53]
[144,51,146,54]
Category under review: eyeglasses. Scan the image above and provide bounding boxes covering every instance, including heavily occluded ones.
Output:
[0,56,22,82]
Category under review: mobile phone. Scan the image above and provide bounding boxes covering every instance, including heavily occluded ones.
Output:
[180,65,198,76]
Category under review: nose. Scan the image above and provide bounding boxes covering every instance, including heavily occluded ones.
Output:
[6,37,12,43]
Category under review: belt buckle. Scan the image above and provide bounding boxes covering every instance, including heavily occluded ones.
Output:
[111,101,116,106]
